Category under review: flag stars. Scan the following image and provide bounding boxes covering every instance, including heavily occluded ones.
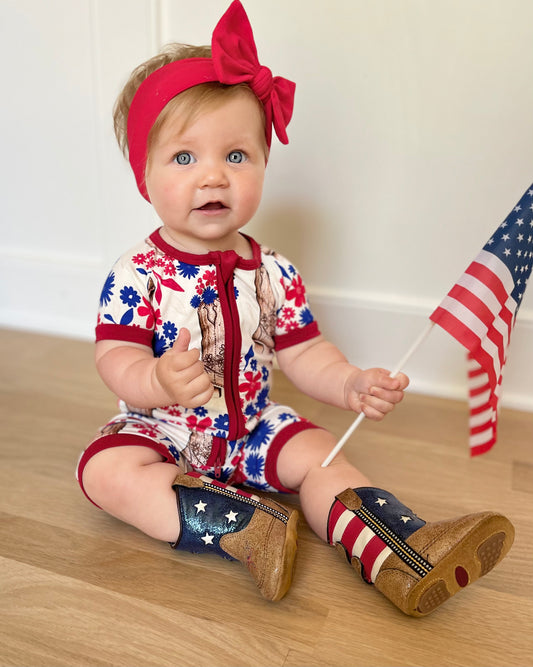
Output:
[400,516,412,524]
[225,510,238,523]
[194,500,207,513]
[201,532,214,545]
[375,498,388,507]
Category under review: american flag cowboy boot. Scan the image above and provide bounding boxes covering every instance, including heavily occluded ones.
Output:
[328,487,514,616]
[171,472,299,601]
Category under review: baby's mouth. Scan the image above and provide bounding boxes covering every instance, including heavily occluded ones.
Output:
[196,201,228,211]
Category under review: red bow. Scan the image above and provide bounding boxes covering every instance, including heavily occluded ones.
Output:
[212,1,295,146]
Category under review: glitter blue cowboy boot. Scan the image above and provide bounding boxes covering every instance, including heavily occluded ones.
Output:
[170,472,299,601]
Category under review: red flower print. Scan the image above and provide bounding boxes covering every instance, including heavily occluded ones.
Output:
[285,275,306,307]
[285,320,300,332]
[132,423,160,438]
[202,269,216,286]
[239,371,262,401]
[132,253,146,265]
[186,415,212,432]
[137,297,161,329]
[164,262,176,276]
[281,306,296,321]
[145,251,156,269]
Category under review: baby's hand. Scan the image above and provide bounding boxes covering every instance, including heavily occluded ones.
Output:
[155,328,214,408]
[344,368,409,421]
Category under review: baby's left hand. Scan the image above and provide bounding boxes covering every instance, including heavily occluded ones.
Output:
[344,368,409,421]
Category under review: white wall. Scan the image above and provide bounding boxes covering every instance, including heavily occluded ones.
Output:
[1,0,532,411]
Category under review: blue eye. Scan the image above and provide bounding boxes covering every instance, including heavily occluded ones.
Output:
[227,150,245,164]
[174,152,195,165]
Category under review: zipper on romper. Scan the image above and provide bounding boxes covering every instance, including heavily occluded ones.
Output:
[206,436,227,479]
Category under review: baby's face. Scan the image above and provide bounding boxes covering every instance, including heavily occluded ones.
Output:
[145,93,267,254]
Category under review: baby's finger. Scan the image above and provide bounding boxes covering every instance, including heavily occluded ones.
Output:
[359,395,390,421]
[367,383,405,405]
[172,327,191,353]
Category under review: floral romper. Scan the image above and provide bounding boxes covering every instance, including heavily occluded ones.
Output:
[77,228,321,504]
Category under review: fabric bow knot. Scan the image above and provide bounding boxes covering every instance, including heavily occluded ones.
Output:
[212,1,295,145]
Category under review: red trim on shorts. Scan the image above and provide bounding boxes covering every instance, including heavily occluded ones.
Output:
[264,419,320,494]
[76,433,179,508]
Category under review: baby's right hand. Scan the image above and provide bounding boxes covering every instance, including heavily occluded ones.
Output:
[154,328,214,408]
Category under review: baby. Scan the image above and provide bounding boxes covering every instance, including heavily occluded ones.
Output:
[77,1,513,616]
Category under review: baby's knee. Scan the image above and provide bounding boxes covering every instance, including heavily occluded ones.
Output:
[81,447,133,507]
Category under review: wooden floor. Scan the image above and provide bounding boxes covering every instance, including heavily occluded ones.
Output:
[1,328,532,667]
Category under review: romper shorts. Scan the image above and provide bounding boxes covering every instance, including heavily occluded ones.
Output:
[77,400,320,506]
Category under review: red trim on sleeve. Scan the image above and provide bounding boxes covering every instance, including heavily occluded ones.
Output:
[274,321,320,351]
[95,323,153,347]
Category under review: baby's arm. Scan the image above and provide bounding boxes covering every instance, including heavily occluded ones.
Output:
[96,328,214,409]
[276,335,408,420]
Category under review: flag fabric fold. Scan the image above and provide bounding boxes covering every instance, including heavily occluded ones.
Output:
[429,184,533,456]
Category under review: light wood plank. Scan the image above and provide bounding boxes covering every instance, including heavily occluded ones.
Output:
[1,329,532,667]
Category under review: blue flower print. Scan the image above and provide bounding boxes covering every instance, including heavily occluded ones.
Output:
[194,406,208,417]
[163,321,178,341]
[178,262,200,279]
[279,412,296,422]
[202,286,218,304]
[245,452,265,480]
[255,387,269,411]
[120,285,141,307]
[168,444,182,463]
[299,308,314,326]
[214,414,229,432]
[99,272,115,306]
[153,332,168,357]
[234,286,239,299]
[247,420,274,450]
[261,365,269,381]
[246,479,270,491]
[190,294,202,309]
[245,403,257,417]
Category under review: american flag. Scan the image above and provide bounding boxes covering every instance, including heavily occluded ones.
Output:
[429,184,533,455]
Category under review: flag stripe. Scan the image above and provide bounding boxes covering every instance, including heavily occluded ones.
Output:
[328,508,392,582]
[430,306,501,387]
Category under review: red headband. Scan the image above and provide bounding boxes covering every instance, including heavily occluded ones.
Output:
[127,0,296,200]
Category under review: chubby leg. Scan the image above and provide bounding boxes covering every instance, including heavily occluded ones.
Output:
[277,429,514,616]
[276,428,369,540]
[82,445,181,541]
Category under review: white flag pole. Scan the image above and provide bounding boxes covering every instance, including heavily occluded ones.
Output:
[321,321,435,467]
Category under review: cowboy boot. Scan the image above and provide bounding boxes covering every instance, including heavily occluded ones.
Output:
[328,487,514,616]
[170,472,299,601]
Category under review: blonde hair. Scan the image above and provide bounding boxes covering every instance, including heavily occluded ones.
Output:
[113,43,268,160]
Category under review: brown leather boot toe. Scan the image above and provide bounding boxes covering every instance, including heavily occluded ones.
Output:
[374,511,514,616]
